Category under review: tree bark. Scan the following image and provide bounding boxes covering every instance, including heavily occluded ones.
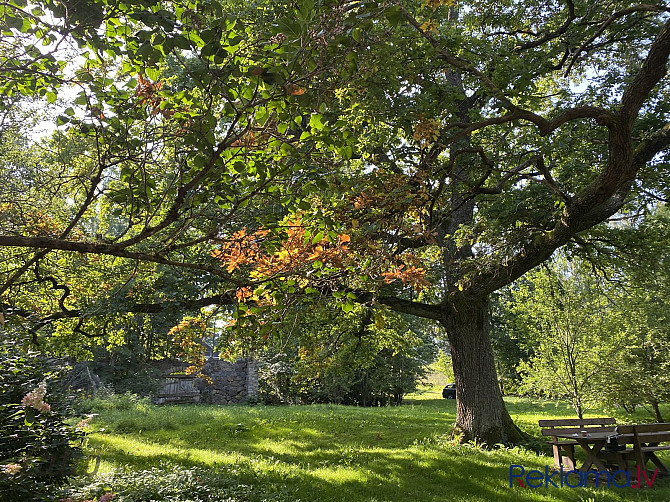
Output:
[441,295,526,445]
[651,399,664,423]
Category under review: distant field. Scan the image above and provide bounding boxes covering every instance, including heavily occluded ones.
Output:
[76,390,670,501]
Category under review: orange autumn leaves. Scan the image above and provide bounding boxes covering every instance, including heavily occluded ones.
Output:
[211,220,431,298]
[381,264,431,290]
[1,203,69,238]
[211,223,351,282]
[135,75,172,118]
[212,228,269,274]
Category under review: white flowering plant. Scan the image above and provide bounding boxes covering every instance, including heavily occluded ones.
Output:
[1,338,85,501]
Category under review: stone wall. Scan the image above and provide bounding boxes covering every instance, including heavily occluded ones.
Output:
[153,358,257,405]
[197,359,248,404]
[246,359,258,398]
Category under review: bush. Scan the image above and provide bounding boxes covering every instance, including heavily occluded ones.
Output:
[258,357,297,404]
[0,337,85,502]
[74,388,152,415]
[259,345,427,406]
[69,349,162,396]
[254,304,436,406]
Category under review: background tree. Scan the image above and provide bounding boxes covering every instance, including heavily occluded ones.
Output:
[591,206,670,421]
[605,293,670,421]
[510,260,622,418]
[490,288,528,396]
[232,302,435,405]
[502,206,670,419]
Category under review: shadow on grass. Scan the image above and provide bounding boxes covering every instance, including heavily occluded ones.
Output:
[87,434,670,502]
[85,398,670,502]
[87,437,511,501]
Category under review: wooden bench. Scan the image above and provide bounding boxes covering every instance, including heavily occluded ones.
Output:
[539,418,617,470]
[608,423,670,476]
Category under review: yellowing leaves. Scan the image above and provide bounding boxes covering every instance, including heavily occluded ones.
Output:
[230,130,258,149]
[135,74,175,118]
[423,0,456,11]
[285,83,306,95]
[168,316,210,380]
[248,223,351,280]
[413,117,441,148]
[346,172,431,219]
[6,206,65,238]
[374,311,386,330]
[353,193,371,209]
[419,20,439,34]
[307,245,324,261]
[235,287,253,302]
[210,228,268,273]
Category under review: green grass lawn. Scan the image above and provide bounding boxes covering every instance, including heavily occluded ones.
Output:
[75,390,670,502]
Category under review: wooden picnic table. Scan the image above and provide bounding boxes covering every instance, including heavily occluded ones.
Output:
[609,424,670,477]
[551,429,613,473]
[539,418,616,470]
[551,423,670,477]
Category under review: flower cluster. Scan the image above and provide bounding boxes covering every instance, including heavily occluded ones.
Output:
[2,463,22,475]
[20,381,51,413]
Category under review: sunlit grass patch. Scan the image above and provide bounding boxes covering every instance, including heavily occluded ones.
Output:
[74,397,670,502]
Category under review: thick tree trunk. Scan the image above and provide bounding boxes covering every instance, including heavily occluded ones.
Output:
[442,296,526,445]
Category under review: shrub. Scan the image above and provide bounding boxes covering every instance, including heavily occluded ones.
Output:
[69,350,162,397]
[0,337,85,502]
[256,304,435,406]
[74,388,152,415]
[259,345,427,406]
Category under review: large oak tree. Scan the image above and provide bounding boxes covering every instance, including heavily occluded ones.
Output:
[1,0,670,444]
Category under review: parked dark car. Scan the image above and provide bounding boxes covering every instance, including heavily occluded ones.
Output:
[442,383,456,399]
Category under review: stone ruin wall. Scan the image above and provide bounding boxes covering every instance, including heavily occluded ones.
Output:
[154,358,258,405]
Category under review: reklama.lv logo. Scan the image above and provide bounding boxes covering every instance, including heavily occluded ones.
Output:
[510,465,659,489]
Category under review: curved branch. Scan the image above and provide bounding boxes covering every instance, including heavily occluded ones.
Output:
[1,293,234,331]
[398,6,616,139]
[33,263,72,313]
[565,4,669,76]
[633,122,670,166]
[459,17,670,299]
[621,17,670,123]
[516,0,576,51]
[114,138,233,249]
[351,289,443,320]
[0,235,233,279]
